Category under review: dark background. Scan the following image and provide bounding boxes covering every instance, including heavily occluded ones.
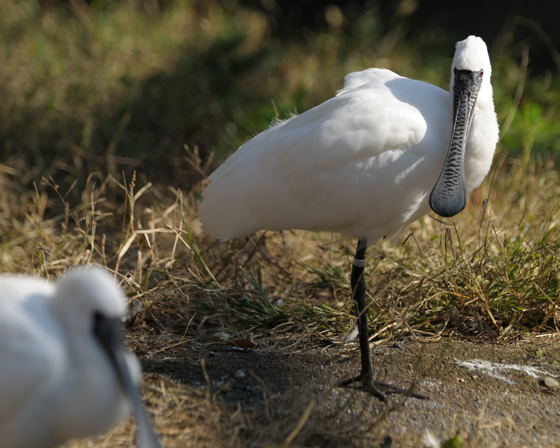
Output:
[42,0,560,71]
[239,0,560,71]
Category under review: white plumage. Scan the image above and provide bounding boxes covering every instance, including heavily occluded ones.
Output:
[200,36,499,399]
[199,36,498,241]
[0,266,158,448]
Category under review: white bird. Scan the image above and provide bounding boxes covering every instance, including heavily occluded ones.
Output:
[0,266,160,448]
[199,36,499,400]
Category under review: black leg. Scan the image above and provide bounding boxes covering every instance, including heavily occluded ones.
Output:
[352,238,370,379]
[339,238,428,401]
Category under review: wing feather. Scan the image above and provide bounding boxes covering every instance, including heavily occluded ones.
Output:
[337,68,401,95]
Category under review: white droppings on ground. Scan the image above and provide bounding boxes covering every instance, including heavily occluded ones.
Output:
[421,429,440,448]
[343,325,359,343]
[455,358,558,384]
[420,380,442,389]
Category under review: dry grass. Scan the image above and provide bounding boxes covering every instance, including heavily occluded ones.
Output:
[2,150,558,447]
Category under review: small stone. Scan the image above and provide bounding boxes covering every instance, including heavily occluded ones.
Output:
[235,369,246,378]
[541,377,559,389]
[215,331,232,341]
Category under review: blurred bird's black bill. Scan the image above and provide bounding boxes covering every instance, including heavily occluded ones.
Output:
[94,313,161,448]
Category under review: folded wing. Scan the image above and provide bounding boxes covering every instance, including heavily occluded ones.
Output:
[200,69,448,240]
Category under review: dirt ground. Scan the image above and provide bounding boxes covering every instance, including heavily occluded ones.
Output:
[128,333,560,448]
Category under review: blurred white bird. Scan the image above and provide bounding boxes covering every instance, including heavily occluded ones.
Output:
[0,266,160,448]
[200,36,499,400]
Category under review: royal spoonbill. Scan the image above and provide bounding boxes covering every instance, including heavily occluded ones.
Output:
[199,36,499,400]
[0,266,160,448]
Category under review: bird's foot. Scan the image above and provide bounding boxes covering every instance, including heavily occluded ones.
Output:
[338,372,428,401]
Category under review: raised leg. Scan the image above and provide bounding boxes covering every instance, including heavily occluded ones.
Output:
[339,238,427,401]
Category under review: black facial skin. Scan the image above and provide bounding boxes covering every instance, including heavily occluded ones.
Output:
[429,68,483,217]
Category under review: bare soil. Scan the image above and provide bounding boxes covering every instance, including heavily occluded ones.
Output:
[133,333,560,448]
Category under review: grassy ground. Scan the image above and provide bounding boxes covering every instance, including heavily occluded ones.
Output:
[0,1,559,447]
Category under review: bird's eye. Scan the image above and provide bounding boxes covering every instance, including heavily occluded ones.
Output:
[478,69,484,79]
